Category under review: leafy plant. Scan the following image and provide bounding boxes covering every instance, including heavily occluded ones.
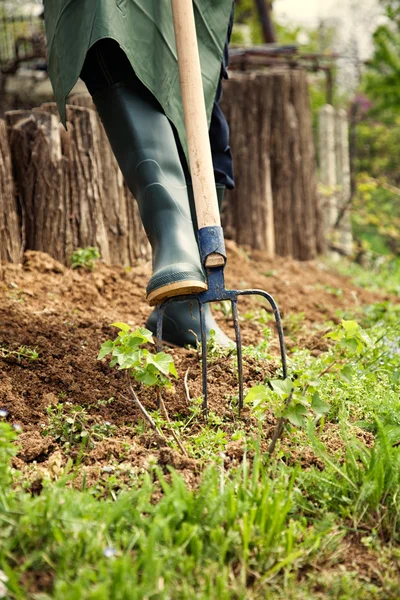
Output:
[70,247,101,271]
[302,419,400,540]
[0,345,38,361]
[245,319,379,429]
[98,323,177,389]
[42,403,116,452]
[0,423,18,488]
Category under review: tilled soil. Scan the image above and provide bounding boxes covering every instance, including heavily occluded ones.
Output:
[0,244,385,485]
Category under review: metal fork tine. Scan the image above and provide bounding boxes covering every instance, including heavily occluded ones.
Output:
[156,305,164,353]
[198,301,208,415]
[231,299,244,411]
[273,305,287,380]
[154,286,287,422]
[239,290,288,380]
[260,294,287,380]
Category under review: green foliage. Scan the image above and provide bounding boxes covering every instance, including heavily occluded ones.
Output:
[0,345,38,361]
[1,295,400,596]
[42,403,117,452]
[0,442,339,600]
[0,423,18,488]
[356,116,400,184]
[98,323,177,389]
[329,255,400,295]
[301,419,400,540]
[353,1,400,258]
[364,14,400,114]
[70,247,101,271]
[231,0,263,44]
[352,173,400,255]
[245,310,399,430]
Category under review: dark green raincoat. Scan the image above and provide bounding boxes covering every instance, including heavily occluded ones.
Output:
[44,0,233,154]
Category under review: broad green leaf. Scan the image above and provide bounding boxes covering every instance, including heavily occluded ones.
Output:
[245,385,268,405]
[148,352,176,377]
[117,351,141,370]
[97,340,114,360]
[325,329,341,341]
[112,346,128,364]
[311,392,330,418]
[136,371,158,386]
[130,327,154,345]
[169,362,178,378]
[341,320,360,334]
[111,322,131,333]
[340,365,353,382]
[271,378,293,398]
[284,403,308,427]
[344,338,362,352]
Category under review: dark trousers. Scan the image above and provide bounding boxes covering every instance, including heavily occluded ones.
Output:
[80,31,234,189]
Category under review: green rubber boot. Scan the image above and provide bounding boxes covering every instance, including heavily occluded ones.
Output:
[146,185,232,347]
[92,81,207,305]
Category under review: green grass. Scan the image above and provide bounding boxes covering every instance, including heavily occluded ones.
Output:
[1,264,400,598]
[326,254,400,295]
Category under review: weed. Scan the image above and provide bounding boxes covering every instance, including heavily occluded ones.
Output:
[0,422,18,488]
[95,397,116,408]
[315,282,344,297]
[282,311,306,336]
[245,313,399,430]
[0,345,39,361]
[214,300,232,318]
[300,419,400,541]
[42,403,116,452]
[70,247,101,271]
[98,323,177,389]
[242,308,273,325]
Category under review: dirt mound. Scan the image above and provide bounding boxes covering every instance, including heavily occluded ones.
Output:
[0,245,385,482]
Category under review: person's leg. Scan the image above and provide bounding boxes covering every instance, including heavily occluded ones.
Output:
[80,39,206,305]
[145,12,235,347]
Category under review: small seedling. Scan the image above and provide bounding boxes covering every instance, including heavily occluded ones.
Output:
[43,403,116,451]
[98,324,187,452]
[282,312,306,337]
[214,301,232,318]
[98,323,177,389]
[0,345,39,361]
[200,329,235,365]
[70,247,101,271]
[95,397,116,408]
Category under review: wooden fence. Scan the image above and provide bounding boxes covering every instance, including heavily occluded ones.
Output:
[319,105,353,256]
[0,11,44,67]
[0,69,324,266]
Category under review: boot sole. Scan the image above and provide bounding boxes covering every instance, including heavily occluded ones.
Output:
[146,280,208,306]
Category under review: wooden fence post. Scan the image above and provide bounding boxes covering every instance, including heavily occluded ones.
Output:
[0,119,22,263]
[335,108,353,255]
[319,104,353,256]
[319,104,338,233]
[1,72,325,266]
[6,103,150,266]
[222,70,323,260]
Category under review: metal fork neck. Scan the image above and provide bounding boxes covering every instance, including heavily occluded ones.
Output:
[198,225,226,267]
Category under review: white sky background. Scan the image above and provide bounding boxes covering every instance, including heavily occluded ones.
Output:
[275,0,383,57]
[274,0,385,90]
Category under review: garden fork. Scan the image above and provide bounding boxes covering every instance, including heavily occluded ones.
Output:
[157,0,288,413]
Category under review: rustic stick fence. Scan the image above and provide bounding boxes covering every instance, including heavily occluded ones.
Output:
[0,11,44,66]
[0,69,324,266]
